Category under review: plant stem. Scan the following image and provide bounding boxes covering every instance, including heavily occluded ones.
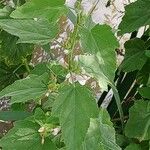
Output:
[68,10,81,71]
[23,58,30,73]
[111,116,128,122]
[13,64,23,74]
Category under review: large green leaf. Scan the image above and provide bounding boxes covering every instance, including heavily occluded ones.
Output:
[0,19,58,45]
[120,38,148,72]
[79,24,119,91]
[125,100,150,141]
[82,109,121,150]
[11,0,66,22]
[0,31,33,65]
[0,73,49,104]
[79,55,123,122]
[79,25,123,124]
[138,87,150,99]
[119,0,150,34]
[0,119,56,150]
[52,83,98,150]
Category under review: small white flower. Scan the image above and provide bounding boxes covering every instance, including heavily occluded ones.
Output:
[34,18,38,21]
[45,92,50,97]
[51,127,61,136]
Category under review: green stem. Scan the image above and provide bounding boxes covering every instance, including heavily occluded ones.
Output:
[69,27,78,70]
[13,64,23,74]
[68,12,81,71]
[111,83,124,129]
[23,58,30,73]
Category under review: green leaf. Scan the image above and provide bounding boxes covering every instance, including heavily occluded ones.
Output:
[0,111,31,121]
[120,38,148,72]
[116,134,130,148]
[0,119,56,150]
[0,73,49,104]
[31,63,50,76]
[79,54,112,91]
[31,63,68,79]
[125,143,142,150]
[0,19,58,45]
[10,0,67,22]
[34,108,46,126]
[119,0,150,34]
[136,61,150,85]
[79,24,119,91]
[80,24,119,55]
[79,25,123,124]
[125,100,150,141]
[42,94,57,110]
[13,0,26,6]
[79,54,124,122]
[67,9,77,25]
[138,87,150,99]
[145,50,150,58]
[52,83,98,150]
[50,64,68,77]
[82,109,121,150]
[0,6,12,18]
[50,64,68,83]
[0,31,33,65]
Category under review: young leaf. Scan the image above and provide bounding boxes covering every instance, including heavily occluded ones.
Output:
[138,87,150,99]
[0,73,49,104]
[10,0,67,22]
[119,0,150,34]
[50,64,68,83]
[125,100,150,141]
[120,38,148,72]
[34,108,46,126]
[52,83,98,150]
[0,119,56,150]
[82,109,121,150]
[0,31,33,65]
[31,63,50,76]
[50,64,68,78]
[0,19,58,45]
